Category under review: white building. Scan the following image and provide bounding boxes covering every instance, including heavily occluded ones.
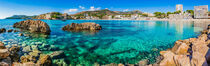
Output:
[176,4,183,13]
[194,5,209,19]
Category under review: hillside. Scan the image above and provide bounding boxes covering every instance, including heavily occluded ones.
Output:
[6,15,36,19]
[71,9,143,19]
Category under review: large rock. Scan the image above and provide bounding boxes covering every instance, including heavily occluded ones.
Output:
[13,20,51,34]
[0,28,6,33]
[37,55,52,66]
[7,29,13,32]
[62,22,102,31]
[171,41,189,55]
[159,51,176,66]
[173,55,190,66]
[13,62,37,66]
[191,40,209,66]
[0,42,6,49]
[0,49,10,59]
[50,51,65,59]
[0,42,10,59]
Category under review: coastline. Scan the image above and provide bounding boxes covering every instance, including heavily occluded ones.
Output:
[71,19,210,22]
[3,18,210,22]
[0,19,210,66]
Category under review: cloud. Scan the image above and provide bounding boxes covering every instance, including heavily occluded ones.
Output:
[69,9,78,12]
[79,6,85,9]
[123,9,129,12]
[64,9,78,13]
[89,6,101,11]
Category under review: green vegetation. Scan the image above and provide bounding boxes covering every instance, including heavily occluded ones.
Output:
[166,12,173,16]
[208,11,210,16]
[72,9,144,19]
[141,13,148,17]
[50,12,62,19]
[6,15,36,19]
[154,12,166,18]
[173,10,181,14]
[186,10,194,15]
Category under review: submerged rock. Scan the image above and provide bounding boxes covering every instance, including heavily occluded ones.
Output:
[13,20,51,34]
[7,29,13,32]
[37,55,52,66]
[19,33,23,36]
[50,51,65,59]
[0,28,6,33]
[62,22,102,31]
[22,46,32,52]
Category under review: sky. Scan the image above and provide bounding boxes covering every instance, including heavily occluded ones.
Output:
[0,0,209,19]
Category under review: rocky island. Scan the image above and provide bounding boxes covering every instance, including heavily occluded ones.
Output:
[13,20,51,34]
[62,22,102,31]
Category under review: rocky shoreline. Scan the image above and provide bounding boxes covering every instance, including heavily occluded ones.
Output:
[94,25,210,66]
[0,20,210,66]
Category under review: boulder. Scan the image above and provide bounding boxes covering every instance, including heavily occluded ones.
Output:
[0,49,10,59]
[7,29,13,32]
[190,40,209,66]
[197,34,208,42]
[0,42,9,59]
[13,20,51,34]
[37,55,52,66]
[22,46,32,52]
[0,28,6,33]
[9,46,20,62]
[104,63,118,66]
[19,33,24,36]
[0,42,6,49]
[13,62,37,66]
[173,55,190,66]
[191,52,208,66]
[138,59,148,66]
[50,51,65,59]
[171,41,189,55]
[62,22,102,31]
[0,62,10,66]
[13,30,19,32]
[159,51,176,66]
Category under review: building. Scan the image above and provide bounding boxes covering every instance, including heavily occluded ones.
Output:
[176,4,183,13]
[194,5,209,19]
[62,13,68,20]
[45,13,52,19]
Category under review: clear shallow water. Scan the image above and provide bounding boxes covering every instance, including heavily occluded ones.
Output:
[0,19,207,65]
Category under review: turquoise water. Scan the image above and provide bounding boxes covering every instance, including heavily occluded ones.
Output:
[0,19,205,65]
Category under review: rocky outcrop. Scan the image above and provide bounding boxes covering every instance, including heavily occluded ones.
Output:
[158,24,210,66]
[37,55,52,66]
[13,20,51,34]
[0,28,6,33]
[62,22,102,31]
[7,29,13,32]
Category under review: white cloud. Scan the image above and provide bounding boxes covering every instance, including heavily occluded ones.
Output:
[64,9,78,13]
[89,6,101,11]
[79,6,85,9]
[69,9,78,12]
[123,9,129,12]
